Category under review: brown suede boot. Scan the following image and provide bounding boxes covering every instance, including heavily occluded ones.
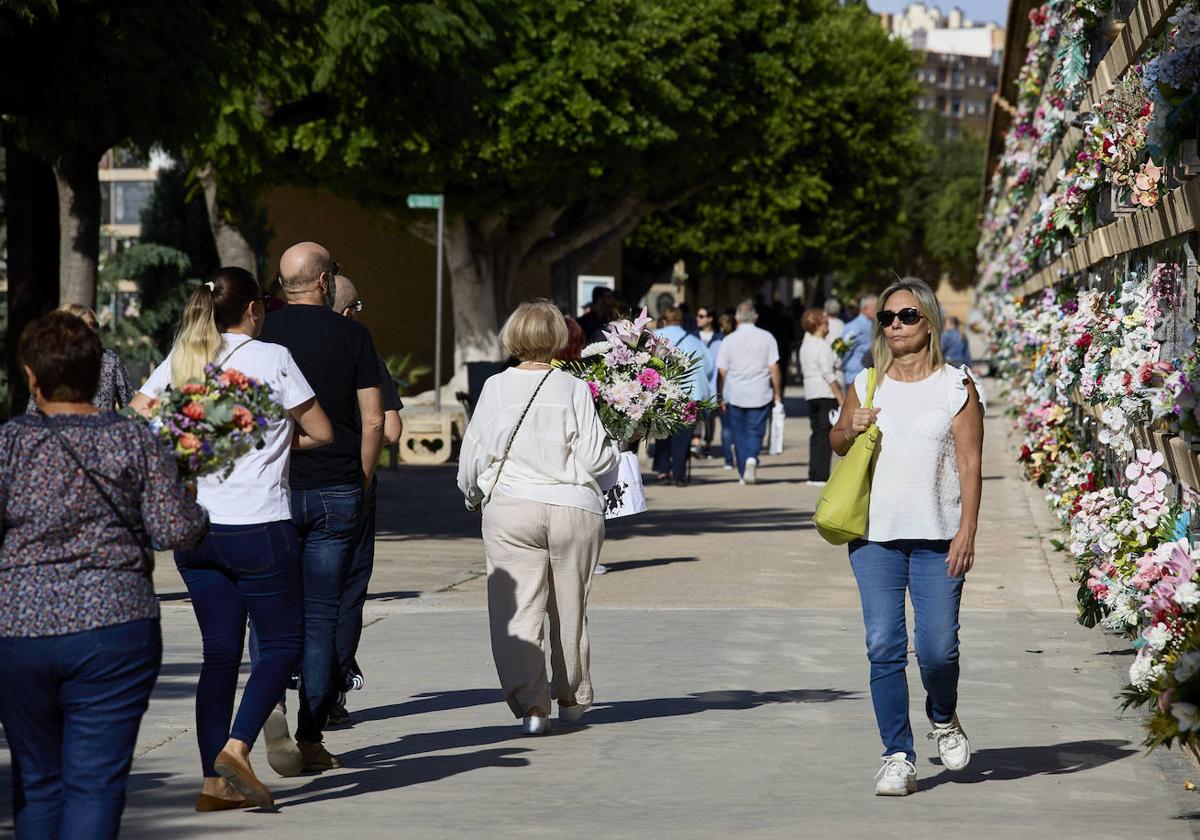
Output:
[297,739,342,772]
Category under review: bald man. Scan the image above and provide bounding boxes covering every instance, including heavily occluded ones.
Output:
[327,275,403,725]
[258,242,385,770]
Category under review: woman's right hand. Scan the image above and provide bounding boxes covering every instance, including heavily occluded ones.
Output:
[850,407,880,435]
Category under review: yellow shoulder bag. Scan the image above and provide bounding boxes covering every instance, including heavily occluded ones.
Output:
[813,367,880,545]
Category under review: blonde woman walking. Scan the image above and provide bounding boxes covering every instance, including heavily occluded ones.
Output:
[457,301,619,735]
[829,277,984,796]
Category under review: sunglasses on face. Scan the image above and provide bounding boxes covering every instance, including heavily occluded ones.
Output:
[877,307,923,328]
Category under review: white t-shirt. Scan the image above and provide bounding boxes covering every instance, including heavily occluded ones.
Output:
[140,334,316,525]
[800,333,839,401]
[827,316,845,342]
[715,323,780,408]
[456,368,620,515]
[853,364,985,542]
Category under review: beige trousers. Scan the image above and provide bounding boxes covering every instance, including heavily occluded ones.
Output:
[482,494,605,717]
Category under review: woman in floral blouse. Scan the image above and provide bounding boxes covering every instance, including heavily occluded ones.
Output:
[0,312,208,839]
[24,304,134,413]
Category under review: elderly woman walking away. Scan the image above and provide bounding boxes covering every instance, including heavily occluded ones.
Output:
[131,268,333,809]
[457,300,619,735]
[0,312,208,839]
[829,277,984,797]
[25,304,134,414]
[799,308,844,486]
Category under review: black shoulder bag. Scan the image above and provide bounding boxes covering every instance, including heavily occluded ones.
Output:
[42,414,157,574]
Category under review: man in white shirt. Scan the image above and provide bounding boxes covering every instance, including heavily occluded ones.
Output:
[716,300,783,484]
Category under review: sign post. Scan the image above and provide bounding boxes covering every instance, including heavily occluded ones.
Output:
[406,194,445,411]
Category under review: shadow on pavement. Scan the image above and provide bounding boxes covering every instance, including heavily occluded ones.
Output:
[597,556,699,573]
[921,739,1136,791]
[586,688,859,725]
[348,689,504,724]
[367,590,421,602]
[604,508,815,539]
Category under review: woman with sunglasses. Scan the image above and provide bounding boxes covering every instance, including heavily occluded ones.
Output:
[829,276,984,797]
[130,267,333,811]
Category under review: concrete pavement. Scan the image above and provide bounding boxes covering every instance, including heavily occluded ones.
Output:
[3,384,1199,838]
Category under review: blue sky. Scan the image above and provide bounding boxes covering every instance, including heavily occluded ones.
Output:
[867,0,1010,26]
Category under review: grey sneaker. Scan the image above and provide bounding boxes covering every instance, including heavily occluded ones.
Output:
[928,714,970,771]
[874,753,917,796]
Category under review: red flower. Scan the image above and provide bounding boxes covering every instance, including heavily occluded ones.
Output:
[1074,333,1092,350]
[182,402,206,421]
[181,383,206,395]
[232,405,254,431]
[219,368,251,390]
[178,432,201,453]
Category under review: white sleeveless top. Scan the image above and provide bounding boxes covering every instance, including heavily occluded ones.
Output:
[852,364,984,542]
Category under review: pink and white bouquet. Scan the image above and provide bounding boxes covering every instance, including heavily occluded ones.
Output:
[556,309,717,443]
[139,364,286,479]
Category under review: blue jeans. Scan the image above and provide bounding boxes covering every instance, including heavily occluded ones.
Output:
[720,412,735,465]
[336,477,377,685]
[725,403,772,477]
[175,520,303,776]
[0,619,161,840]
[849,539,964,762]
[291,483,362,743]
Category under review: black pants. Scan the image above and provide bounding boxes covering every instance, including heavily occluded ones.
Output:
[652,428,692,482]
[806,398,838,481]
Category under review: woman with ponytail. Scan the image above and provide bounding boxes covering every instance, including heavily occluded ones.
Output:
[130,268,333,811]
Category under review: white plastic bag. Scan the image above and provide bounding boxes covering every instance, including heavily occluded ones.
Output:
[768,402,786,455]
[603,451,648,519]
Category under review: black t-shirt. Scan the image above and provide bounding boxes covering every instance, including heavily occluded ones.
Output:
[377,358,403,412]
[259,304,381,489]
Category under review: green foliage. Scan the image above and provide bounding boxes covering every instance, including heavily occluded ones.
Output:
[384,352,432,395]
[630,2,924,283]
[97,244,194,367]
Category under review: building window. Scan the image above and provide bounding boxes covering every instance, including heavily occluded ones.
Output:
[113,181,153,225]
[951,97,961,115]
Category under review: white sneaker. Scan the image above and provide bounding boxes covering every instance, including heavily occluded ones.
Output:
[558,703,590,725]
[522,715,550,736]
[806,480,826,487]
[874,753,917,796]
[743,457,758,484]
[928,714,970,770]
[593,564,609,576]
[723,464,734,470]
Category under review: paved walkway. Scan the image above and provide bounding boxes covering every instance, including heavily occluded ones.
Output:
[3,384,1199,838]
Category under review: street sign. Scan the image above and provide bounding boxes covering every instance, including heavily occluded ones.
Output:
[407,194,442,209]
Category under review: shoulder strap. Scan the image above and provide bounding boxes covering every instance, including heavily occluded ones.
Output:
[41,414,155,572]
[217,337,257,368]
[864,367,877,409]
[486,369,553,505]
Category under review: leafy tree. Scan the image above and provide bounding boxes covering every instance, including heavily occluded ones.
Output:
[0,0,295,307]
[631,2,923,289]
[96,243,194,369]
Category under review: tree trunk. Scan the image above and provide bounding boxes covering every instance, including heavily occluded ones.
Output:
[5,145,59,417]
[197,164,257,273]
[53,147,102,308]
[443,216,508,388]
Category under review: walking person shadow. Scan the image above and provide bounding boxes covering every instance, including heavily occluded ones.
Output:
[919,738,1137,791]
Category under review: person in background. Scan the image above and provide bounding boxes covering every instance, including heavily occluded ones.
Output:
[941,315,973,369]
[0,312,208,838]
[841,293,878,387]
[696,305,719,347]
[799,308,844,486]
[25,304,133,414]
[558,316,587,361]
[829,276,983,796]
[257,241,385,772]
[457,301,620,735]
[716,313,737,469]
[327,276,404,726]
[716,301,782,485]
[132,267,333,808]
[577,286,615,341]
[696,306,723,459]
[652,307,714,486]
[824,298,846,342]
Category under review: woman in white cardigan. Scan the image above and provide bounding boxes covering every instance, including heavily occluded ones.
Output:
[457,300,620,735]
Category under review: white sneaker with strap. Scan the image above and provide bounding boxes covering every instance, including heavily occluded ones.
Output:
[928,714,970,770]
[874,753,917,796]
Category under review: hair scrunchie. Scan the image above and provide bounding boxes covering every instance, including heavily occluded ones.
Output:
[204,281,215,292]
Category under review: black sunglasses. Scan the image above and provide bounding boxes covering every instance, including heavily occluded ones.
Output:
[877,307,923,328]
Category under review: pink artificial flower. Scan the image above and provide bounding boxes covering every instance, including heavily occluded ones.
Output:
[682,401,699,424]
[587,380,600,399]
[637,368,662,390]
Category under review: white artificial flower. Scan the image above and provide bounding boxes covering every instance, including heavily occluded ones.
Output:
[1175,651,1200,683]
[1130,652,1165,690]
[1176,582,1200,609]
[581,342,610,358]
[1173,702,1200,732]
[1146,622,1173,651]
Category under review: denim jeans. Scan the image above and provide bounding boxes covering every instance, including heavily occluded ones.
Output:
[291,483,362,743]
[336,476,377,685]
[849,539,964,762]
[175,520,303,776]
[651,428,692,482]
[725,403,772,477]
[720,412,735,466]
[0,618,161,840]
[805,398,837,481]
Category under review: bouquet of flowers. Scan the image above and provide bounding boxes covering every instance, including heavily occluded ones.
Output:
[556,309,717,443]
[830,336,853,358]
[140,364,286,480]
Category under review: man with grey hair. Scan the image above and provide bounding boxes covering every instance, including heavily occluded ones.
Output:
[823,298,845,342]
[716,300,783,484]
[841,293,877,386]
[258,242,385,772]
